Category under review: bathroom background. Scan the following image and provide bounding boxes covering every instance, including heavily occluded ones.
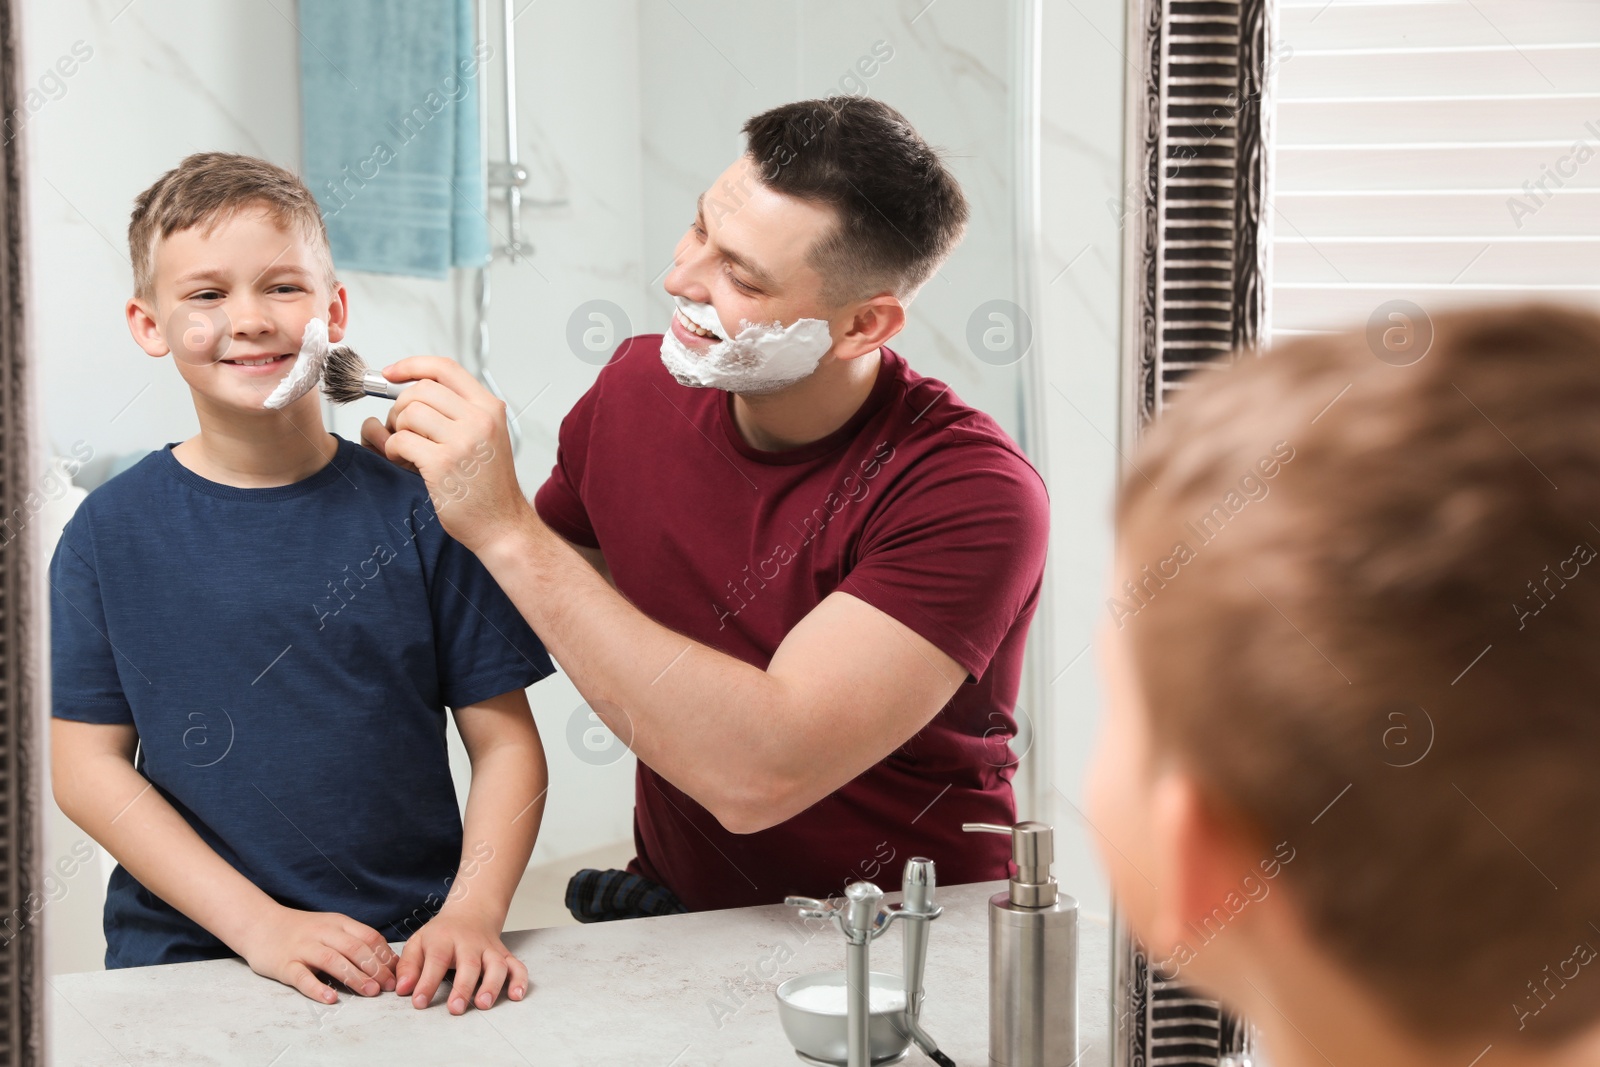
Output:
[21,0,1125,974]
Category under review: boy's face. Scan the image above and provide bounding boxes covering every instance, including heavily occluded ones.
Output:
[1087,556,1272,999]
[1086,601,1165,944]
[127,204,347,413]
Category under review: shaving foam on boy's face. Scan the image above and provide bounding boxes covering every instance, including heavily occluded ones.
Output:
[659,295,832,395]
[261,318,331,409]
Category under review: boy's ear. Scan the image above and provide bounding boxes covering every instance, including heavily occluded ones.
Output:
[831,293,905,361]
[1148,771,1262,956]
[125,297,170,358]
[323,283,351,345]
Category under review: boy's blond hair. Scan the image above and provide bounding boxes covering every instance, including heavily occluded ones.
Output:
[128,151,336,305]
[1118,303,1600,1042]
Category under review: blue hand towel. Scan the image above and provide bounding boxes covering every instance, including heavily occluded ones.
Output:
[299,0,491,278]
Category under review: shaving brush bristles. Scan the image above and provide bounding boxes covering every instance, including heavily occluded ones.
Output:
[322,345,378,404]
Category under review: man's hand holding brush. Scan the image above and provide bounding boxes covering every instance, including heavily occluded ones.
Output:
[359,358,535,557]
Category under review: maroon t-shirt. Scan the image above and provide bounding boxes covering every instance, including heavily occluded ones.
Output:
[535,336,1050,911]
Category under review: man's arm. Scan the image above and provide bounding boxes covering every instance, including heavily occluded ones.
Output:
[569,542,613,587]
[362,361,966,833]
[395,688,547,1013]
[51,719,398,1001]
[496,524,965,833]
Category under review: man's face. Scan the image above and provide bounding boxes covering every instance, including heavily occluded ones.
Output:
[130,205,346,413]
[663,154,841,354]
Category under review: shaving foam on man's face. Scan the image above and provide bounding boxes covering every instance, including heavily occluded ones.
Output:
[659,295,832,395]
[658,154,845,395]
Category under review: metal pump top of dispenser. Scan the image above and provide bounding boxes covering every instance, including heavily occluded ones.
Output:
[963,821,1059,909]
[964,820,1078,1067]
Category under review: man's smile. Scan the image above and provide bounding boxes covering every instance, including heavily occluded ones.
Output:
[674,308,718,340]
[670,311,719,351]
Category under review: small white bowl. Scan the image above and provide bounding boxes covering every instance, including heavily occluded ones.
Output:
[774,970,912,1065]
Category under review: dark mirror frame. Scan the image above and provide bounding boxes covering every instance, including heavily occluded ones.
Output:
[1114,0,1276,1063]
[1,0,46,1061]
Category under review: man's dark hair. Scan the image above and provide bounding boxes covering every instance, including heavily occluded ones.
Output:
[742,97,968,305]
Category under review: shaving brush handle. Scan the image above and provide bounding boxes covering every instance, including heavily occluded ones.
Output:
[363,372,408,400]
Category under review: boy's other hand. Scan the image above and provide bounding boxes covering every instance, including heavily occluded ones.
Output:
[396,903,528,1014]
[241,907,399,1004]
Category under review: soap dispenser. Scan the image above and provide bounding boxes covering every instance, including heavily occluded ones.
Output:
[963,821,1078,1067]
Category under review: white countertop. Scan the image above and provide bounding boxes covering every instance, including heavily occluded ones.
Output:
[49,880,1109,1066]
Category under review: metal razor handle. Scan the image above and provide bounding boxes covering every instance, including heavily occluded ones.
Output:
[894,858,951,1062]
[902,858,935,1013]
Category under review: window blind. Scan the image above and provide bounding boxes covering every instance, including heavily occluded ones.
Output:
[1271,0,1600,337]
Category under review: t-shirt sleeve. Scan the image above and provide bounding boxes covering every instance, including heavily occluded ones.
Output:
[533,357,611,550]
[426,530,556,709]
[49,517,135,725]
[838,442,1050,682]
[534,340,646,550]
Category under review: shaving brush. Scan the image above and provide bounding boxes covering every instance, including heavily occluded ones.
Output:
[321,345,407,404]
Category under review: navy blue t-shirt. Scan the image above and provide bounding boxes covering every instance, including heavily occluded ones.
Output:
[49,434,553,968]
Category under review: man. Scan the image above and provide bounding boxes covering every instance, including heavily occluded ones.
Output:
[1091,304,1600,1065]
[365,97,1050,913]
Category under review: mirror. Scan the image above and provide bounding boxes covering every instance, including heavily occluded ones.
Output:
[15,0,1125,1060]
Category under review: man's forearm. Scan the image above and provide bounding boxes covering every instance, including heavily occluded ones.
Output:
[479,507,801,828]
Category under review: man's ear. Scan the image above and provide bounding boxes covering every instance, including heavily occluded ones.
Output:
[324,283,351,345]
[126,297,169,358]
[1148,771,1263,959]
[831,293,906,360]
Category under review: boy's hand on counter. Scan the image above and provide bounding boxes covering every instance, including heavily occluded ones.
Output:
[241,906,399,1004]
[396,902,528,1014]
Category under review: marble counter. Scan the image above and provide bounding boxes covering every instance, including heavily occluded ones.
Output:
[49,880,1108,1066]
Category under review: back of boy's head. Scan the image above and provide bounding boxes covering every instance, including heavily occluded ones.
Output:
[128,151,335,306]
[1117,302,1600,1043]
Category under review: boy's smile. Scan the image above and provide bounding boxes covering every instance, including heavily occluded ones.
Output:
[218,351,296,373]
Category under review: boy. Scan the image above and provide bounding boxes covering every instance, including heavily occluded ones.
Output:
[1089,303,1600,1065]
[50,152,552,1016]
